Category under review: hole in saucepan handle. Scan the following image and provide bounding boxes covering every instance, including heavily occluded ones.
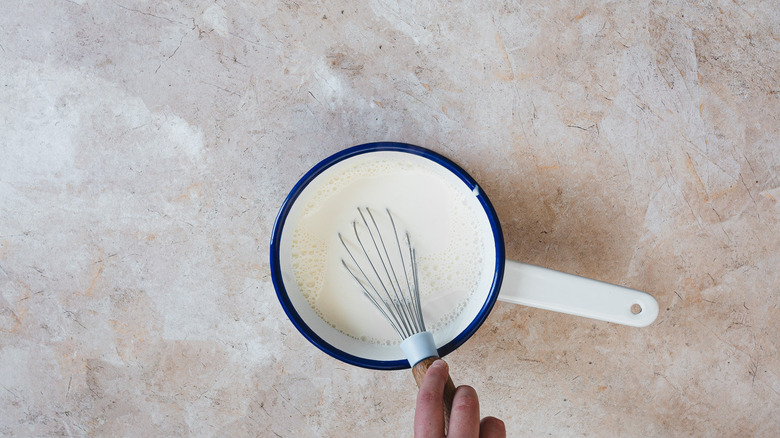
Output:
[630,303,642,315]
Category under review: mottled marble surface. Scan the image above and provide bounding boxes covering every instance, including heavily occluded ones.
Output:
[1,0,779,436]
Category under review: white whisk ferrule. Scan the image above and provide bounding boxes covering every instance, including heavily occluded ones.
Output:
[400,331,438,367]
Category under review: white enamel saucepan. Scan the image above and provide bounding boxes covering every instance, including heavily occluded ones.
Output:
[270,142,658,370]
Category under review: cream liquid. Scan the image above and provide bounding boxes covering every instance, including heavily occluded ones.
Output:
[289,153,488,344]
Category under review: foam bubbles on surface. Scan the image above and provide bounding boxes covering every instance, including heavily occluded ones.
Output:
[290,229,326,305]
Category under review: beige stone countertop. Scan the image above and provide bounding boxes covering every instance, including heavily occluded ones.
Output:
[1,1,778,436]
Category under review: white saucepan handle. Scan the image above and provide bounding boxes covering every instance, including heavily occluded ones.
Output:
[498,260,659,327]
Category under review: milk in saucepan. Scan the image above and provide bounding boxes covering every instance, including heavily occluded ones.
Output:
[288,152,492,344]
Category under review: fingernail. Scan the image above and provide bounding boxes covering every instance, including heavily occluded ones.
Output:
[431,359,447,370]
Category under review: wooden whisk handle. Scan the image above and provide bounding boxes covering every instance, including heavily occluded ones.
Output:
[412,357,457,433]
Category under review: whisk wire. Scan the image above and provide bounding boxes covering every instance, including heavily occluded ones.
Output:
[343,215,411,337]
[360,209,415,336]
[408,235,426,333]
[386,212,417,329]
[340,226,410,337]
[387,212,425,334]
[340,207,426,339]
[374,208,424,336]
[339,253,404,339]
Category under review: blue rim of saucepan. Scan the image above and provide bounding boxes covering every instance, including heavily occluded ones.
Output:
[269,142,506,370]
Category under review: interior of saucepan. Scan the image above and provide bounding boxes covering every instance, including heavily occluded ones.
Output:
[270,143,505,370]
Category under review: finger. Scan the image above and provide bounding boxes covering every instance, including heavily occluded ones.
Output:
[479,416,506,438]
[447,385,480,438]
[414,359,449,438]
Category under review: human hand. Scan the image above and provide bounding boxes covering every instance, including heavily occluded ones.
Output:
[414,359,506,438]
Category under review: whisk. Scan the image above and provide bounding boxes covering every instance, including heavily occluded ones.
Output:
[339,207,457,428]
